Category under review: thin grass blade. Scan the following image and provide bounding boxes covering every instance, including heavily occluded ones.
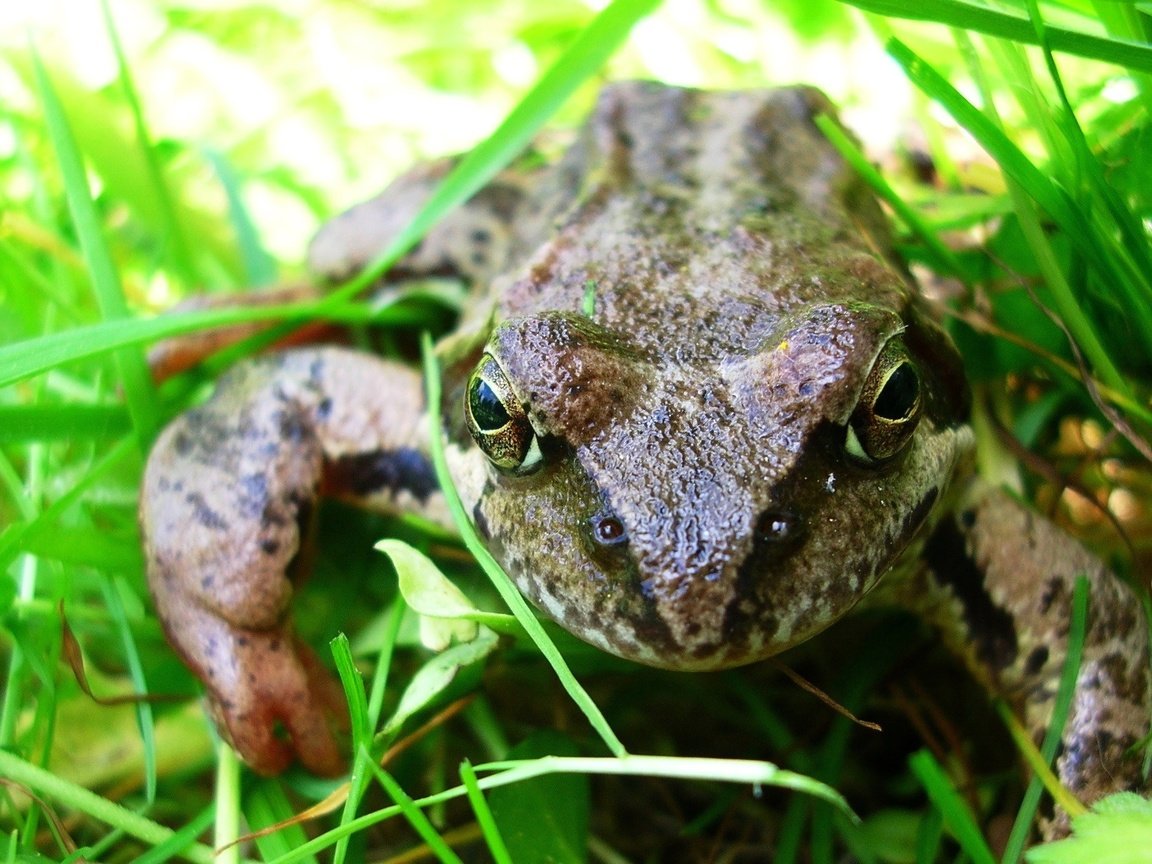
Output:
[31,51,158,445]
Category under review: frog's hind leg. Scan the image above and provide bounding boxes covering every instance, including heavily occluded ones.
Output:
[141,346,442,775]
[912,482,1151,838]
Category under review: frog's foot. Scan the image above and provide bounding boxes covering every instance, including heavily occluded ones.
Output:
[209,629,349,775]
[167,604,349,775]
[141,346,441,774]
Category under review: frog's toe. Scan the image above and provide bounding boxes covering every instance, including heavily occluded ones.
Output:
[206,629,349,777]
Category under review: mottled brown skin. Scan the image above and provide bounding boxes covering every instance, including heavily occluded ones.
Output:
[140,83,1149,829]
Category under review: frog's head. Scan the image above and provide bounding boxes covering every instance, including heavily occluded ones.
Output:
[444,300,971,669]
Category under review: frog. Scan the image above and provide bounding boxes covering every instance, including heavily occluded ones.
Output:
[139,82,1150,831]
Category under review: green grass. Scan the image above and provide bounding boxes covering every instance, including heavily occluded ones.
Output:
[2,0,1150,861]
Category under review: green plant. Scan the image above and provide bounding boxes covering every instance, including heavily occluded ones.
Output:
[1,0,1148,861]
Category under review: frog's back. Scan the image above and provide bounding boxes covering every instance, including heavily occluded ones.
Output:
[491,81,914,362]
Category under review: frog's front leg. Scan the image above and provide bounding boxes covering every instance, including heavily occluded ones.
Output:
[915,483,1150,835]
[141,347,443,775]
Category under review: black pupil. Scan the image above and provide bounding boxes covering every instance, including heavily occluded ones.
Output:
[874,363,919,420]
[469,378,511,431]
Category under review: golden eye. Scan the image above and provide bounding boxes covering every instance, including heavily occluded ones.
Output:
[845,339,922,465]
[464,354,542,472]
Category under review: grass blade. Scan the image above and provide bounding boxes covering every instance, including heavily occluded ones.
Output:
[325,0,663,306]
[886,38,1130,397]
[908,751,997,864]
[422,334,627,758]
[31,50,158,445]
[840,0,1152,71]
[0,749,220,864]
[460,760,512,864]
[98,0,197,287]
[367,759,464,864]
[1000,577,1090,860]
[202,147,277,287]
[0,300,423,390]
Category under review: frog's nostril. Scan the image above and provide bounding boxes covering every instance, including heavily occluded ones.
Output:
[755,509,804,547]
[589,512,629,546]
[751,511,806,557]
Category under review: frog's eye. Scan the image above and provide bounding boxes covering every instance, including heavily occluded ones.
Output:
[845,339,922,464]
[464,353,543,473]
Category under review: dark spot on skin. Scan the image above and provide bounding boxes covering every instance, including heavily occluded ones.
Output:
[262,486,313,531]
[925,519,1018,670]
[200,576,214,590]
[317,398,333,421]
[237,636,249,647]
[174,431,193,456]
[185,492,228,531]
[325,447,438,503]
[902,487,938,536]
[1039,577,1068,616]
[471,228,492,245]
[262,504,288,528]
[472,502,491,540]
[239,473,269,518]
[260,539,280,555]
[276,410,312,445]
[1097,652,1148,703]
[1025,645,1049,675]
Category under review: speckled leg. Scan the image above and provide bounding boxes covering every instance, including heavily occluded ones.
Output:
[140,347,445,774]
[913,481,1150,837]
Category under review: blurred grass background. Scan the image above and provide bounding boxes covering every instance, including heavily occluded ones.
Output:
[2,1,1151,862]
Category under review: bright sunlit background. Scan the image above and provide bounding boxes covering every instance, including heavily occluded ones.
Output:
[1,0,931,280]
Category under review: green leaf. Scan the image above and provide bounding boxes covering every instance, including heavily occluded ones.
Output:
[487,732,589,864]
[244,782,318,864]
[378,538,480,650]
[379,631,498,738]
[1026,794,1152,864]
